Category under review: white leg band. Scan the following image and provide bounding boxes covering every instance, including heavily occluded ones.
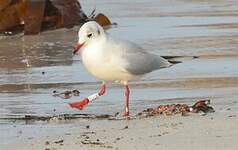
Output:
[88,93,100,102]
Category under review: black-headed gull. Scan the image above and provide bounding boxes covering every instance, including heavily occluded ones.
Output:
[69,21,174,116]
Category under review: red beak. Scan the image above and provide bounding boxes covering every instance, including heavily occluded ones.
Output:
[73,42,84,54]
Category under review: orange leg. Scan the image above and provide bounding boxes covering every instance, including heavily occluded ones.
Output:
[69,83,106,110]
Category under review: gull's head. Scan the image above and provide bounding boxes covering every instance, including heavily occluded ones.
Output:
[73,21,105,54]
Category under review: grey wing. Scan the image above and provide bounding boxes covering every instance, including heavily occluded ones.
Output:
[120,42,171,75]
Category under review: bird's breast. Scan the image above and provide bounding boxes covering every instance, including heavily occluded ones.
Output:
[81,46,105,71]
[81,47,135,81]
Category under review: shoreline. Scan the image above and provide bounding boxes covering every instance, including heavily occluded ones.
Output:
[1,96,238,150]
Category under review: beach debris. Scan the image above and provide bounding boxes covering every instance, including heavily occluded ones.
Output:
[0,100,215,124]
[2,113,115,123]
[72,89,80,96]
[114,112,120,117]
[149,134,162,138]
[190,100,214,113]
[81,140,104,145]
[80,132,108,147]
[122,125,129,130]
[54,139,64,144]
[80,136,113,148]
[45,141,50,145]
[138,99,214,117]
[82,131,96,135]
[53,89,80,99]
[228,115,236,118]
[84,135,90,139]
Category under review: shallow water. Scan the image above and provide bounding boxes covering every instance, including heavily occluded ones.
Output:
[1,0,238,143]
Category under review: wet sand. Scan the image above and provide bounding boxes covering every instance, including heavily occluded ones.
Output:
[3,112,238,150]
[1,0,238,149]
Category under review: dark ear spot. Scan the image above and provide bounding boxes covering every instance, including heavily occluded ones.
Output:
[97,30,100,35]
[87,33,92,38]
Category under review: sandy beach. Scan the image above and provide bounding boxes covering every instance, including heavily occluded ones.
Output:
[2,108,238,150]
[1,0,238,149]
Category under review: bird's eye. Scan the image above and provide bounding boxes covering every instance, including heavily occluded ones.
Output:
[87,33,92,38]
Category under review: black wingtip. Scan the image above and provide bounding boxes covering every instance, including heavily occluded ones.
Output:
[161,55,199,65]
[167,60,182,64]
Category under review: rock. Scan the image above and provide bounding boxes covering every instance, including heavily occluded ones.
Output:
[24,0,46,35]
[0,1,25,32]
[0,0,12,11]
[0,0,87,35]
[50,0,87,28]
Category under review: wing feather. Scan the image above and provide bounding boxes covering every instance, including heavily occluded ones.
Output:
[109,40,171,75]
